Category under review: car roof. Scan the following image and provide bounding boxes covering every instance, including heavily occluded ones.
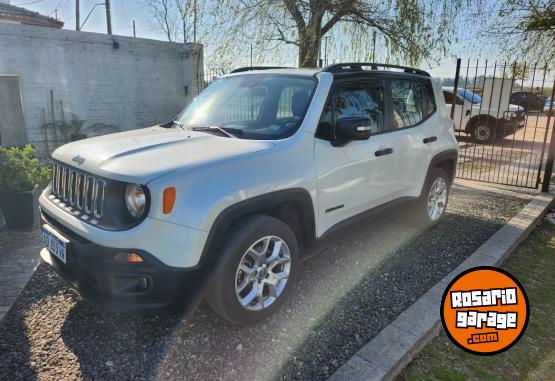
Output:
[225,65,432,80]
[225,68,320,78]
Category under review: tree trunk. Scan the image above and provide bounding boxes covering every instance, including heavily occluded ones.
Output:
[298,27,321,67]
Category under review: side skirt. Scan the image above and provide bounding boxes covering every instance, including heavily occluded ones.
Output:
[302,196,418,261]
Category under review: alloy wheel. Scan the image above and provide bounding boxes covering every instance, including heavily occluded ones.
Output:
[234,235,291,311]
[475,125,491,142]
[427,177,447,221]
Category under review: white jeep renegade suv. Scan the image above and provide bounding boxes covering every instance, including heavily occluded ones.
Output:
[39,63,458,325]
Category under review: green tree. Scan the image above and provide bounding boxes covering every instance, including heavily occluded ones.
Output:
[144,0,478,68]
[491,0,555,63]
[210,0,478,67]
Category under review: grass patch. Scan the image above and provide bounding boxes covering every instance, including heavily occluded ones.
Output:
[398,222,555,381]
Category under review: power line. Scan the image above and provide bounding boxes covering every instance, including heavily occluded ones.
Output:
[120,0,129,27]
[15,0,47,6]
[49,0,71,17]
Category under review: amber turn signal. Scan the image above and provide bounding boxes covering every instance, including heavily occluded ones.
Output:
[163,187,176,214]
[114,252,144,263]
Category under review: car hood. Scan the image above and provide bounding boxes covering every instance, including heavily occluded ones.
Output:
[508,103,524,112]
[52,126,274,183]
[469,103,524,112]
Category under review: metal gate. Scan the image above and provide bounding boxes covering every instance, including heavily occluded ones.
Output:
[450,59,555,189]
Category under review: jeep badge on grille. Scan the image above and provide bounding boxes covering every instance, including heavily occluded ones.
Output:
[72,155,85,166]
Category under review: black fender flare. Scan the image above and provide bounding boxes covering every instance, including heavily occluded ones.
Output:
[198,188,316,266]
[420,149,458,197]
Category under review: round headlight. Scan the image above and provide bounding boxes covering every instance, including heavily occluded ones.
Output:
[125,183,146,218]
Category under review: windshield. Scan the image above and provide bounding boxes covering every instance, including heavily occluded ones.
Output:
[457,88,481,104]
[176,74,316,139]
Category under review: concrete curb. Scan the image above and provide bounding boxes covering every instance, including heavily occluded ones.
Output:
[329,191,554,381]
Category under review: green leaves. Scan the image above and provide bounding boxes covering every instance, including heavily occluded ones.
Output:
[0,145,52,193]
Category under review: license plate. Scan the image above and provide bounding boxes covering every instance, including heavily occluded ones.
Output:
[42,224,69,264]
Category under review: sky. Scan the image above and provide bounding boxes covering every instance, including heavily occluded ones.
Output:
[10,0,505,79]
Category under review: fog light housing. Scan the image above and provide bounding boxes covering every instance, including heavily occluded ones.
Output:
[112,275,150,294]
[114,252,144,263]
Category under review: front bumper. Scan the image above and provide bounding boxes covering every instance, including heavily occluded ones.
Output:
[40,211,209,311]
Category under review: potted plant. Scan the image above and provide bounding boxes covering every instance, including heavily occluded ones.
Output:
[0,145,51,229]
[57,114,87,142]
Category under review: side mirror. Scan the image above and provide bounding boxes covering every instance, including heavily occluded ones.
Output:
[333,117,373,146]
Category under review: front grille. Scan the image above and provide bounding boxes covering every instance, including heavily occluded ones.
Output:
[50,162,105,220]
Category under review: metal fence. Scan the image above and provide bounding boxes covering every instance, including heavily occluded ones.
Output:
[450,59,555,189]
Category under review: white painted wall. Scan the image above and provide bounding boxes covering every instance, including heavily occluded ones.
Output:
[0,23,203,155]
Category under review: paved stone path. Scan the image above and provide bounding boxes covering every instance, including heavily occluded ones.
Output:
[329,188,554,380]
[0,228,42,322]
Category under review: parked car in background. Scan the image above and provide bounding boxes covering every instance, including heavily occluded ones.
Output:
[38,63,458,325]
[443,87,525,144]
[544,98,554,115]
[510,91,546,112]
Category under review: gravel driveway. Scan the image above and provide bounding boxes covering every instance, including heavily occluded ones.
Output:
[0,183,531,381]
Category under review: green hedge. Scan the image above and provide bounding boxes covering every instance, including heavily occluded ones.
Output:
[0,145,52,193]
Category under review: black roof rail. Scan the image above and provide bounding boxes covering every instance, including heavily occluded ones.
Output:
[321,62,430,77]
[230,66,292,74]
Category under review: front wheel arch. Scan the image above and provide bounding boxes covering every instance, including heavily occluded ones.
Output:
[199,188,316,267]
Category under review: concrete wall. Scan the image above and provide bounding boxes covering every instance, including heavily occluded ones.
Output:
[0,23,203,155]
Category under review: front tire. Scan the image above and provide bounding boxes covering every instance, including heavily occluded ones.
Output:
[413,167,450,227]
[207,215,300,325]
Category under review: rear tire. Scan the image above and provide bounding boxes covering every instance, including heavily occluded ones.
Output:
[412,167,450,227]
[207,215,300,325]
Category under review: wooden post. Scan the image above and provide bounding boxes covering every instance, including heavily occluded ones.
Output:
[49,90,58,146]
[133,20,136,37]
[41,107,50,155]
[60,100,66,125]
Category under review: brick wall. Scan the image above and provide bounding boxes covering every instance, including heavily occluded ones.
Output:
[0,23,203,156]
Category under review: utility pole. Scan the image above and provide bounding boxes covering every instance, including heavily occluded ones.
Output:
[250,43,253,66]
[105,0,112,35]
[372,31,376,62]
[133,20,136,37]
[193,0,197,43]
[75,0,80,30]
[323,36,329,66]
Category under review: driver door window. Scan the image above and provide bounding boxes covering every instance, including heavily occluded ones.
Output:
[317,82,384,140]
[334,84,384,134]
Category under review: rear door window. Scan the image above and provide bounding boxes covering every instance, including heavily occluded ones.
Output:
[390,79,436,129]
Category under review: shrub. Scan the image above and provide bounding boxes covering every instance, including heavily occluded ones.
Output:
[0,145,52,193]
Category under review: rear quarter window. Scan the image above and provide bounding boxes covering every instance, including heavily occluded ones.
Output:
[390,79,436,129]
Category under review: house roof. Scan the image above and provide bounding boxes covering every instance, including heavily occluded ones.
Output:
[0,3,64,28]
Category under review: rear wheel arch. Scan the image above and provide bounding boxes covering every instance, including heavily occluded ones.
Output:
[422,150,458,196]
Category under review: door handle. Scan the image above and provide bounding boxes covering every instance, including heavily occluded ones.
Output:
[423,136,437,143]
[375,148,393,157]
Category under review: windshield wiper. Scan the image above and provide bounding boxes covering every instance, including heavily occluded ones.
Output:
[190,126,243,138]
[173,120,189,130]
